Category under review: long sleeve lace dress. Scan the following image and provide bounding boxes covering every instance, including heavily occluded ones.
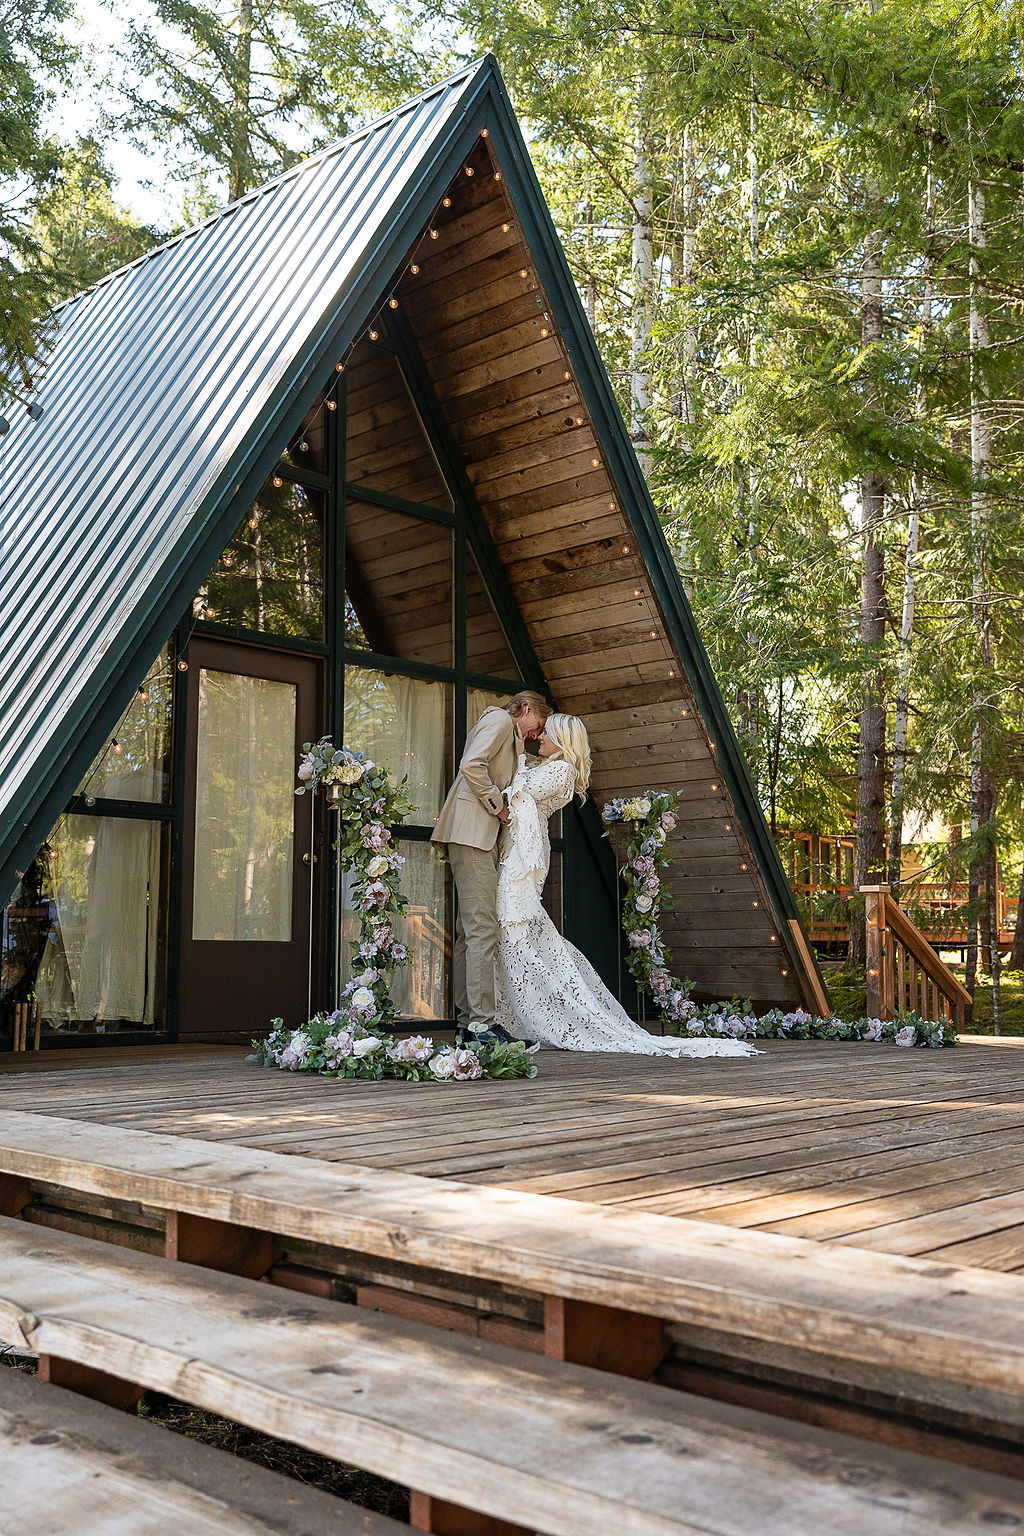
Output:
[494,756,759,1058]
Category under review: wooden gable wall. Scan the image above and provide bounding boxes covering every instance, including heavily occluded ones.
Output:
[385,142,808,1009]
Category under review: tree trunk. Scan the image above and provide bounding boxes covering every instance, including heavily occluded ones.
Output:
[630,127,654,481]
[966,178,991,997]
[986,771,1001,1034]
[888,167,932,895]
[584,199,596,332]
[229,0,254,201]
[850,220,886,967]
[1008,863,1024,971]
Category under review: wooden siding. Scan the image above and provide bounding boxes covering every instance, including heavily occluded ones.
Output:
[395,144,802,1007]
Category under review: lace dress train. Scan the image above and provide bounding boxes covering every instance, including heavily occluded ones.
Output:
[494,758,759,1059]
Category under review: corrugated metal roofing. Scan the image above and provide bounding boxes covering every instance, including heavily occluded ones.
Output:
[0,58,490,889]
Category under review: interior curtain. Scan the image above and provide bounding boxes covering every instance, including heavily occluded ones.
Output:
[36,816,162,1028]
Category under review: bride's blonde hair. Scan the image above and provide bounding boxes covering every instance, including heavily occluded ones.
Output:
[545,714,591,801]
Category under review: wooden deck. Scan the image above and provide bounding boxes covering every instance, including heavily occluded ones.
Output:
[3,1038,1024,1273]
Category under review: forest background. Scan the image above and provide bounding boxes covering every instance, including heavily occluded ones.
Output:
[5,0,1024,1005]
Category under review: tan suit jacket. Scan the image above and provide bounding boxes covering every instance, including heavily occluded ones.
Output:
[431,707,518,853]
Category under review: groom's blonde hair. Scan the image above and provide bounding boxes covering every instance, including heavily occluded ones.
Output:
[504,689,551,720]
[545,714,591,800]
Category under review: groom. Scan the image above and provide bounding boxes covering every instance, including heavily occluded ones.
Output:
[432,691,551,1044]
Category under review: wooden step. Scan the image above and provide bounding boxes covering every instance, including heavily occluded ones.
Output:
[0,1365,403,1534]
[1,1216,1024,1536]
[2,1109,1024,1436]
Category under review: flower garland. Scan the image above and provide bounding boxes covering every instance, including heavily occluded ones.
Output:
[251,738,538,1082]
[253,1013,538,1081]
[604,790,958,1049]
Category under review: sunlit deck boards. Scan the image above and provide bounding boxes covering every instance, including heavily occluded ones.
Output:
[2,1039,1023,1271]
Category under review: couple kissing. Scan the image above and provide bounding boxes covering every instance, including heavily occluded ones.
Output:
[431,693,758,1060]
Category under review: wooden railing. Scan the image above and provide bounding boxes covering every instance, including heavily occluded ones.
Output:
[862,886,973,1029]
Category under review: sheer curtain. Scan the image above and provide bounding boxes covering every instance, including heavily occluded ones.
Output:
[36,816,162,1029]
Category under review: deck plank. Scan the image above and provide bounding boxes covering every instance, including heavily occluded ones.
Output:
[2,1040,1024,1269]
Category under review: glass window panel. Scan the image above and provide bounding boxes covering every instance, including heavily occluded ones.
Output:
[344,667,450,823]
[466,546,520,681]
[195,478,324,640]
[77,648,172,802]
[192,670,296,941]
[345,342,453,513]
[2,816,167,1036]
[280,390,332,475]
[542,851,562,933]
[344,502,453,664]
[340,839,449,1023]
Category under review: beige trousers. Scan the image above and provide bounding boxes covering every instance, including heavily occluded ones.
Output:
[449,841,500,1032]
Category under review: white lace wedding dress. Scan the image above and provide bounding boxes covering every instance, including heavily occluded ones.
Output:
[494,756,759,1058]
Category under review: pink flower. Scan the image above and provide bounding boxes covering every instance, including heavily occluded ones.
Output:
[297,759,314,782]
[660,811,677,833]
[361,823,390,853]
[649,969,671,996]
[628,928,652,950]
[364,880,388,908]
[451,1047,484,1081]
[644,876,660,896]
[633,856,655,877]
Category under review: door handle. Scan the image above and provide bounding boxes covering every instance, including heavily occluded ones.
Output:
[302,853,318,865]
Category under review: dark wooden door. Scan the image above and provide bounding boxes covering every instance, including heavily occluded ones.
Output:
[178,638,321,1041]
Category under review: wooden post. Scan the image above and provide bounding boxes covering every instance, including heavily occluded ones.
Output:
[164,1209,275,1280]
[37,1355,143,1413]
[32,1001,41,1050]
[0,1173,32,1217]
[409,1494,532,1536]
[543,1295,666,1379]
[863,886,888,1018]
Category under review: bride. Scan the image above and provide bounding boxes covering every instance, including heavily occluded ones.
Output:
[494,714,759,1058]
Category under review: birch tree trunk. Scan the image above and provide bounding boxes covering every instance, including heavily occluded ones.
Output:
[888,168,933,894]
[229,0,254,201]
[851,219,886,967]
[631,127,654,482]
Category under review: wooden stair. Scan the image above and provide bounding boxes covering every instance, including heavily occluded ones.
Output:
[862,886,973,1027]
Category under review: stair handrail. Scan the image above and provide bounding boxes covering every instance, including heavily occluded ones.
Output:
[861,885,972,1028]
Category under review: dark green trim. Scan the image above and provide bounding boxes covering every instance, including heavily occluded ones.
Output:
[345,482,456,526]
[67,797,175,821]
[277,464,331,491]
[192,621,329,655]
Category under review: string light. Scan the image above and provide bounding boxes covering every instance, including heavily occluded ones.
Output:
[410,263,420,275]
[633,588,641,597]
[388,297,399,309]
[564,371,571,380]
[668,669,675,677]
[481,128,488,137]
[622,544,630,553]
[430,229,439,240]
[740,861,747,870]
[502,223,510,233]
[222,553,234,568]
[608,500,616,509]
[575,416,585,425]
[85,796,96,807]
[493,172,502,182]
[649,629,657,639]
[725,822,732,831]
[137,687,148,700]
[112,740,123,755]
[769,935,778,943]
[710,783,718,791]
[47,846,57,859]
[326,399,337,411]
[781,968,790,977]
[177,659,189,672]
[465,166,474,176]
[205,606,216,619]
[541,327,549,337]
[368,328,378,341]
[752,900,759,907]
[520,268,529,278]
[442,196,452,208]
[248,515,259,529]
[272,476,283,487]
[336,361,345,372]
[680,709,688,717]
[591,457,600,467]
[298,441,309,452]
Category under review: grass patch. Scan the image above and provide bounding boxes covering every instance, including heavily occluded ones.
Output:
[951,967,1024,1036]
[819,965,866,1019]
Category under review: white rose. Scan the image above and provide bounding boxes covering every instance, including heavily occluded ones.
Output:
[635,798,651,817]
[351,986,375,1013]
[297,760,314,781]
[366,855,389,878]
[635,894,653,913]
[895,1025,917,1048]
[430,1050,457,1079]
[351,1035,382,1057]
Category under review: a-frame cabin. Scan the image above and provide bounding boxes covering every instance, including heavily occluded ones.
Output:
[0,57,828,1047]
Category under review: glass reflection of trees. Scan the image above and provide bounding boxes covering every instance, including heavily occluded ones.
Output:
[77,648,173,803]
[196,478,324,640]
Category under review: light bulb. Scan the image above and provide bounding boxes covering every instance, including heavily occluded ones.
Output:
[711,783,718,791]
[609,501,616,509]
[465,165,474,176]
[138,688,148,700]
[85,796,96,807]
[481,128,488,137]
[336,361,345,372]
[564,371,571,380]
[389,297,399,309]
[298,441,309,451]
[410,263,419,274]
[541,327,549,337]
[575,417,584,425]
[520,268,528,278]
[368,329,378,340]
[205,606,216,619]
[112,741,123,754]
[740,862,747,870]
[47,847,57,858]
[429,229,439,240]
[633,589,641,597]
[622,545,630,554]
[326,399,337,411]
[248,516,259,529]
[442,196,452,208]
[177,659,189,672]
[273,476,283,487]
[649,629,657,639]
[681,709,688,717]
[502,223,510,233]
[493,172,502,182]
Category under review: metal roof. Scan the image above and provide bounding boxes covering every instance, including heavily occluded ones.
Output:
[0,59,493,891]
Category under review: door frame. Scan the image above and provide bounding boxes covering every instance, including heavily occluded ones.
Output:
[177,635,325,1041]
